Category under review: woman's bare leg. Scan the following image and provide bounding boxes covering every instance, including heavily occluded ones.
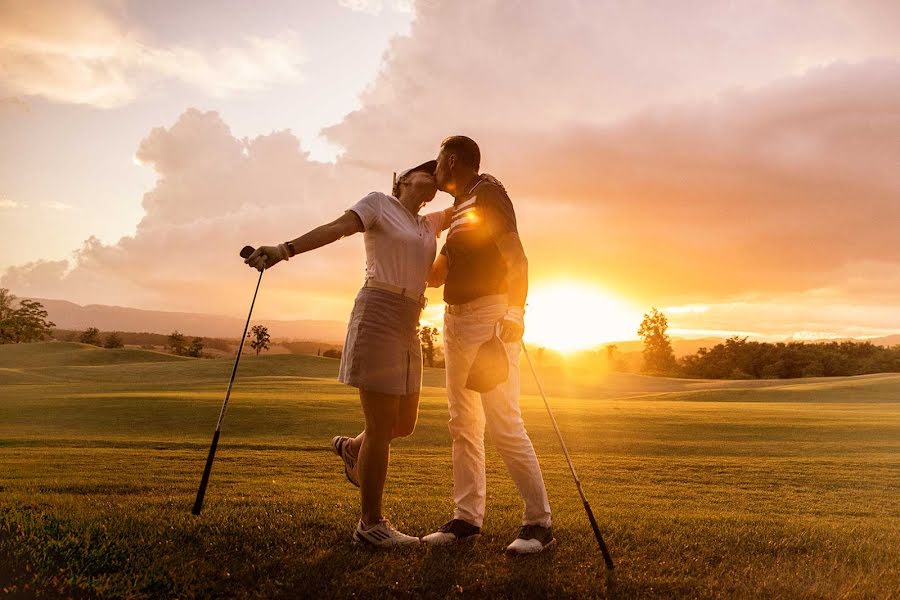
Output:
[347,431,364,458]
[358,389,400,526]
[347,391,419,457]
[392,392,421,438]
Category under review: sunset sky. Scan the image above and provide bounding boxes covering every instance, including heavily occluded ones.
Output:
[2,1,899,349]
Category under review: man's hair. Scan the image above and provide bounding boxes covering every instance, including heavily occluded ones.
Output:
[441,135,480,171]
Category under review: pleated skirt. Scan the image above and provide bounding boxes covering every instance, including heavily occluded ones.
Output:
[338,287,423,396]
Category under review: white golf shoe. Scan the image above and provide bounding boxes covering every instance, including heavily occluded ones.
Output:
[421,518,482,546]
[506,524,556,555]
[352,519,420,548]
[331,435,360,487]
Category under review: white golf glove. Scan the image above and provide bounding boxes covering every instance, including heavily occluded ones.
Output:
[498,306,525,343]
[244,244,290,272]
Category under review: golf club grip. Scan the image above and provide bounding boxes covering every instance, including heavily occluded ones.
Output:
[192,429,220,515]
[583,499,615,569]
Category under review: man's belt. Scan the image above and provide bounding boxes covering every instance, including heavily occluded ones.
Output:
[445,294,508,315]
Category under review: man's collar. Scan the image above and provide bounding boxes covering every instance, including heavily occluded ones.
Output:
[454,174,483,204]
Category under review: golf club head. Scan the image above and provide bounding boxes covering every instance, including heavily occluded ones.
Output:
[240,245,255,259]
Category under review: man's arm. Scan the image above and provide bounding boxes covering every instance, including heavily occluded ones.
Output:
[427,252,448,288]
[496,232,528,342]
[496,232,528,307]
[478,179,528,342]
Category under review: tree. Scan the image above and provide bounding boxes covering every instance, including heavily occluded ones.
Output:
[187,337,204,357]
[248,324,270,356]
[637,307,677,375]
[0,288,18,343]
[605,344,625,372]
[323,348,342,359]
[168,330,186,356]
[0,290,55,344]
[80,327,102,346]
[103,332,124,348]
[419,326,439,367]
[9,299,55,343]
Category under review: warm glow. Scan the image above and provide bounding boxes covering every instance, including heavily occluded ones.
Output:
[525,282,641,352]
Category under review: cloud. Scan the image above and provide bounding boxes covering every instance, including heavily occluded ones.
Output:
[1,109,381,318]
[41,201,73,211]
[0,1,305,108]
[3,1,899,338]
[0,198,20,209]
[324,2,900,306]
[338,0,412,15]
[0,96,30,113]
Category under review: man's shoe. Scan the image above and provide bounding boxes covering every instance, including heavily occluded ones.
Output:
[331,435,360,487]
[352,519,420,548]
[421,519,482,545]
[506,524,556,555]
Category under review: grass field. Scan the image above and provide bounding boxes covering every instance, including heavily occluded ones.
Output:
[1,342,898,599]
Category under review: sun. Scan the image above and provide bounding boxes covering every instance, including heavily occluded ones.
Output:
[524,282,641,352]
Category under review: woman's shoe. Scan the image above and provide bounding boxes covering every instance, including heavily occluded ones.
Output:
[331,435,360,487]
[352,519,420,547]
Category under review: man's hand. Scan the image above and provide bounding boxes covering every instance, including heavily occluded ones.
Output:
[244,244,289,272]
[498,306,524,343]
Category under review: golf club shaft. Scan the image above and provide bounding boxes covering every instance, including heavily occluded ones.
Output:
[520,341,615,570]
[192,259,266,515]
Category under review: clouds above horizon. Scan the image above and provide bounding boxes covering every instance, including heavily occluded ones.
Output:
[3,0,900,338]
[0,0,304,108]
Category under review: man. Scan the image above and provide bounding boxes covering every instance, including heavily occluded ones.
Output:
[421,136,554,554]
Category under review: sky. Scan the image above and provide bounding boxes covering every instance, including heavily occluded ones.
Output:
[1,0,899,347]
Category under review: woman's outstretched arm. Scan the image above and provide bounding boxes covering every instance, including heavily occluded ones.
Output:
[244,211,364,271]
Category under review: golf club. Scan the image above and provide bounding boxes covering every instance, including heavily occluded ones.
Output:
[191,245,266,515]
[520,341,615,570]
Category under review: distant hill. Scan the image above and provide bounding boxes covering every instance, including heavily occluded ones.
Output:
[26,297,347,343]
[19,296,900,354]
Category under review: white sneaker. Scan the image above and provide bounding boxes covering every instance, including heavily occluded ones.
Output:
[352,519,420,548]
[331,435,360,487]
[421,519,482,546]
[506,524,556,555]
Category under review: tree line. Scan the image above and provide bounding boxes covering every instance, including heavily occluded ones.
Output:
[636,307,900,379]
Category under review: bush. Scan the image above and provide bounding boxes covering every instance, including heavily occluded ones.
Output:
[79,327,102,346]
[103,332,124,349]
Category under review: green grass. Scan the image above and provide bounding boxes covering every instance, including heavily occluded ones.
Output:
[0,342,898,598]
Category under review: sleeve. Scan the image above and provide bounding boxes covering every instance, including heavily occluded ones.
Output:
[423,208,450,238]
[347,192,383,231]
[477,184,518,237]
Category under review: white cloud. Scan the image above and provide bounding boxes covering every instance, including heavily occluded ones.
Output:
[338,0,412,15]
[0,1,305,108]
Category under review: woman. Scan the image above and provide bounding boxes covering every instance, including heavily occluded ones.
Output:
[244,161,450,547]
